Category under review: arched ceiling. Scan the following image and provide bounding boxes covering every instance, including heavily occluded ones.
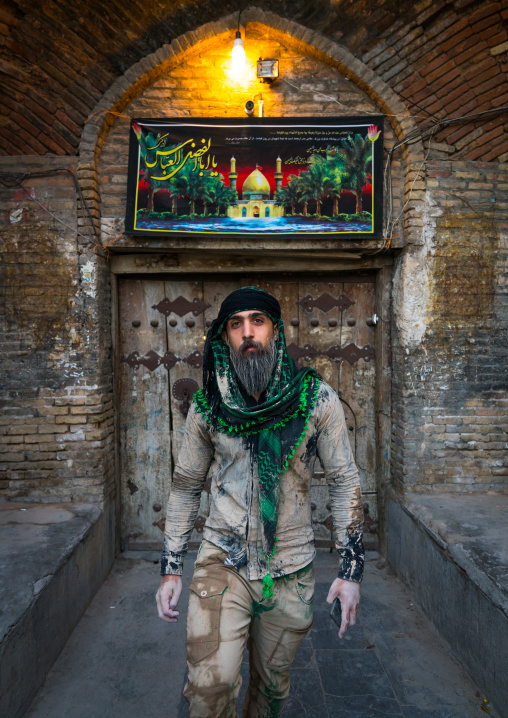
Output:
[0,0,507,159]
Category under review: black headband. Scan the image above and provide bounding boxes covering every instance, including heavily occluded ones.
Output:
[212,286,281,338]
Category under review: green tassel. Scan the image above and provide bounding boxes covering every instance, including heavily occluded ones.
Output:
[260,537,278,598]
[262,574,274,598]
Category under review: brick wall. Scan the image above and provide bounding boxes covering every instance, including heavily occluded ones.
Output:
[0,156,114,503]
[98,29,402,247]
[1,1,507,160]
[391,159,508,494]
[360,0,508,161]
[0,6,507,506]
[96,28,507,496]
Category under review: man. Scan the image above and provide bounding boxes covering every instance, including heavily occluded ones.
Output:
[156,286,364,717]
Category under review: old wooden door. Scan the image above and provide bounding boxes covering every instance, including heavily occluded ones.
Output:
[118,275,378,550]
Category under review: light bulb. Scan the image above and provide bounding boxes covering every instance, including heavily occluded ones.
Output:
[232,31,245,74]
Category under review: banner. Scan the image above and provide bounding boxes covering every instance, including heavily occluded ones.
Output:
[125,117,384,238]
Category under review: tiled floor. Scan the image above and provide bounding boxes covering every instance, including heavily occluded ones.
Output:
[27,551,497,718]
[179,554,495,718]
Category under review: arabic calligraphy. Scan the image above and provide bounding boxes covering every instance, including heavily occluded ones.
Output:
[144,137,218,181]
[285,156,308,165]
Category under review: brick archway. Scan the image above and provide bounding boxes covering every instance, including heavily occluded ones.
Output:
[77,8,424,246]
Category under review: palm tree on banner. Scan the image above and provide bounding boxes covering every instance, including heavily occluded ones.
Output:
[298,156,334,216]
[132,123,173,212]
[201,174,233,216]
[323,146,344,215]
[294,175,311,216]
[170,164,207,215]
[339,134,372,214]
[202,174,219,216]
[275,175,301,216]
[274,187,286,216]
[214,179,237,216]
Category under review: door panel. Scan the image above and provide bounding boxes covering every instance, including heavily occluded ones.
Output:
[338,282,377,499]
[119,279,172,546]
[165,280,209,544]
[118,276,378,550]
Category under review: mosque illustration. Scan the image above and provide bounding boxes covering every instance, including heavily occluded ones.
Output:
[227,156,285,218]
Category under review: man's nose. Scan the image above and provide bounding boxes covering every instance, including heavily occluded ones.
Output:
[242,321,254,338]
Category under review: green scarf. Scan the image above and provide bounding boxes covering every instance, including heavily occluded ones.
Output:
[194,316,320,596]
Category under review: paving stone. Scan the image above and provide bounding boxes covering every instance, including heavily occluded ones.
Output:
[326,694,403,717]
[315,648,396,699]
[313,580,334,605]
[310,613,371,650]
[400,707,482,718]
[357,592,426,635]
[284,668,325,709]
[27,556,192,718]
[289,634,315,668]
[26,555,499,718]
[371,633,475,709]
[282,698,328,717]
[237,660,250,708]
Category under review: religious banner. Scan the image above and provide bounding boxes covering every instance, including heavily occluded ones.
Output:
[125,117,384,238]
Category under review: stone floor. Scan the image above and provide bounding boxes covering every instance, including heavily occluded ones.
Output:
[26,550,498,718]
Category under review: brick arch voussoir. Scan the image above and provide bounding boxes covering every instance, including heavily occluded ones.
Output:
[78,7,424,244]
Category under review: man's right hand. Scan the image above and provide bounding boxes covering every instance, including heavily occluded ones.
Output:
[156,575,182,622]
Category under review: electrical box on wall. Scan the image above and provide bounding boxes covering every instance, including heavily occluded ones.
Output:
[257,59,279,82]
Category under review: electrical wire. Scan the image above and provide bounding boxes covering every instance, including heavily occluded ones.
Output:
[391,105,508,154]
[368,103,508,255]
[395,90,440,122]
[280,79,432,121]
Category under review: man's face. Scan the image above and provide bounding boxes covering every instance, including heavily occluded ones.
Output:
[221,311,277,353]
[220,310,279,397]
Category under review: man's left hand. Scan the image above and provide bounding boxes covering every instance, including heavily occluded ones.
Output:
[326,577,361,638]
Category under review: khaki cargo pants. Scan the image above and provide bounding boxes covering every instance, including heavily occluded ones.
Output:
[184,540,315,718]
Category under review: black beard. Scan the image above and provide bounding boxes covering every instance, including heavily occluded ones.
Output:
[228,334,277,397]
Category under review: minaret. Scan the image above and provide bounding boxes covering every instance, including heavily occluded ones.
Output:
[229,156,238,195]
[274,156,283,194]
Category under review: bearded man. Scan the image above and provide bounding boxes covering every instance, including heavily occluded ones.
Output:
[156,287,364,718]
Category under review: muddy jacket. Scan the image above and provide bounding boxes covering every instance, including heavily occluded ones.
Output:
[161,381,364,582]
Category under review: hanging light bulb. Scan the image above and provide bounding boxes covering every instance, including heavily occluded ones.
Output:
[231,30,245,74]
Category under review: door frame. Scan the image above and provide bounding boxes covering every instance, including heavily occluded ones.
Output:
[110,252,393,554]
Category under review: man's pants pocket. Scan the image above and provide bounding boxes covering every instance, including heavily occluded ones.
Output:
[187,571,228,664]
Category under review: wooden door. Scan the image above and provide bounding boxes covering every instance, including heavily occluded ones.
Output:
[118,275,378,550]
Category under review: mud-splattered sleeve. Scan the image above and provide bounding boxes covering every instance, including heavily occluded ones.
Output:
[315,385,364,582]
[160,403,214,576]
